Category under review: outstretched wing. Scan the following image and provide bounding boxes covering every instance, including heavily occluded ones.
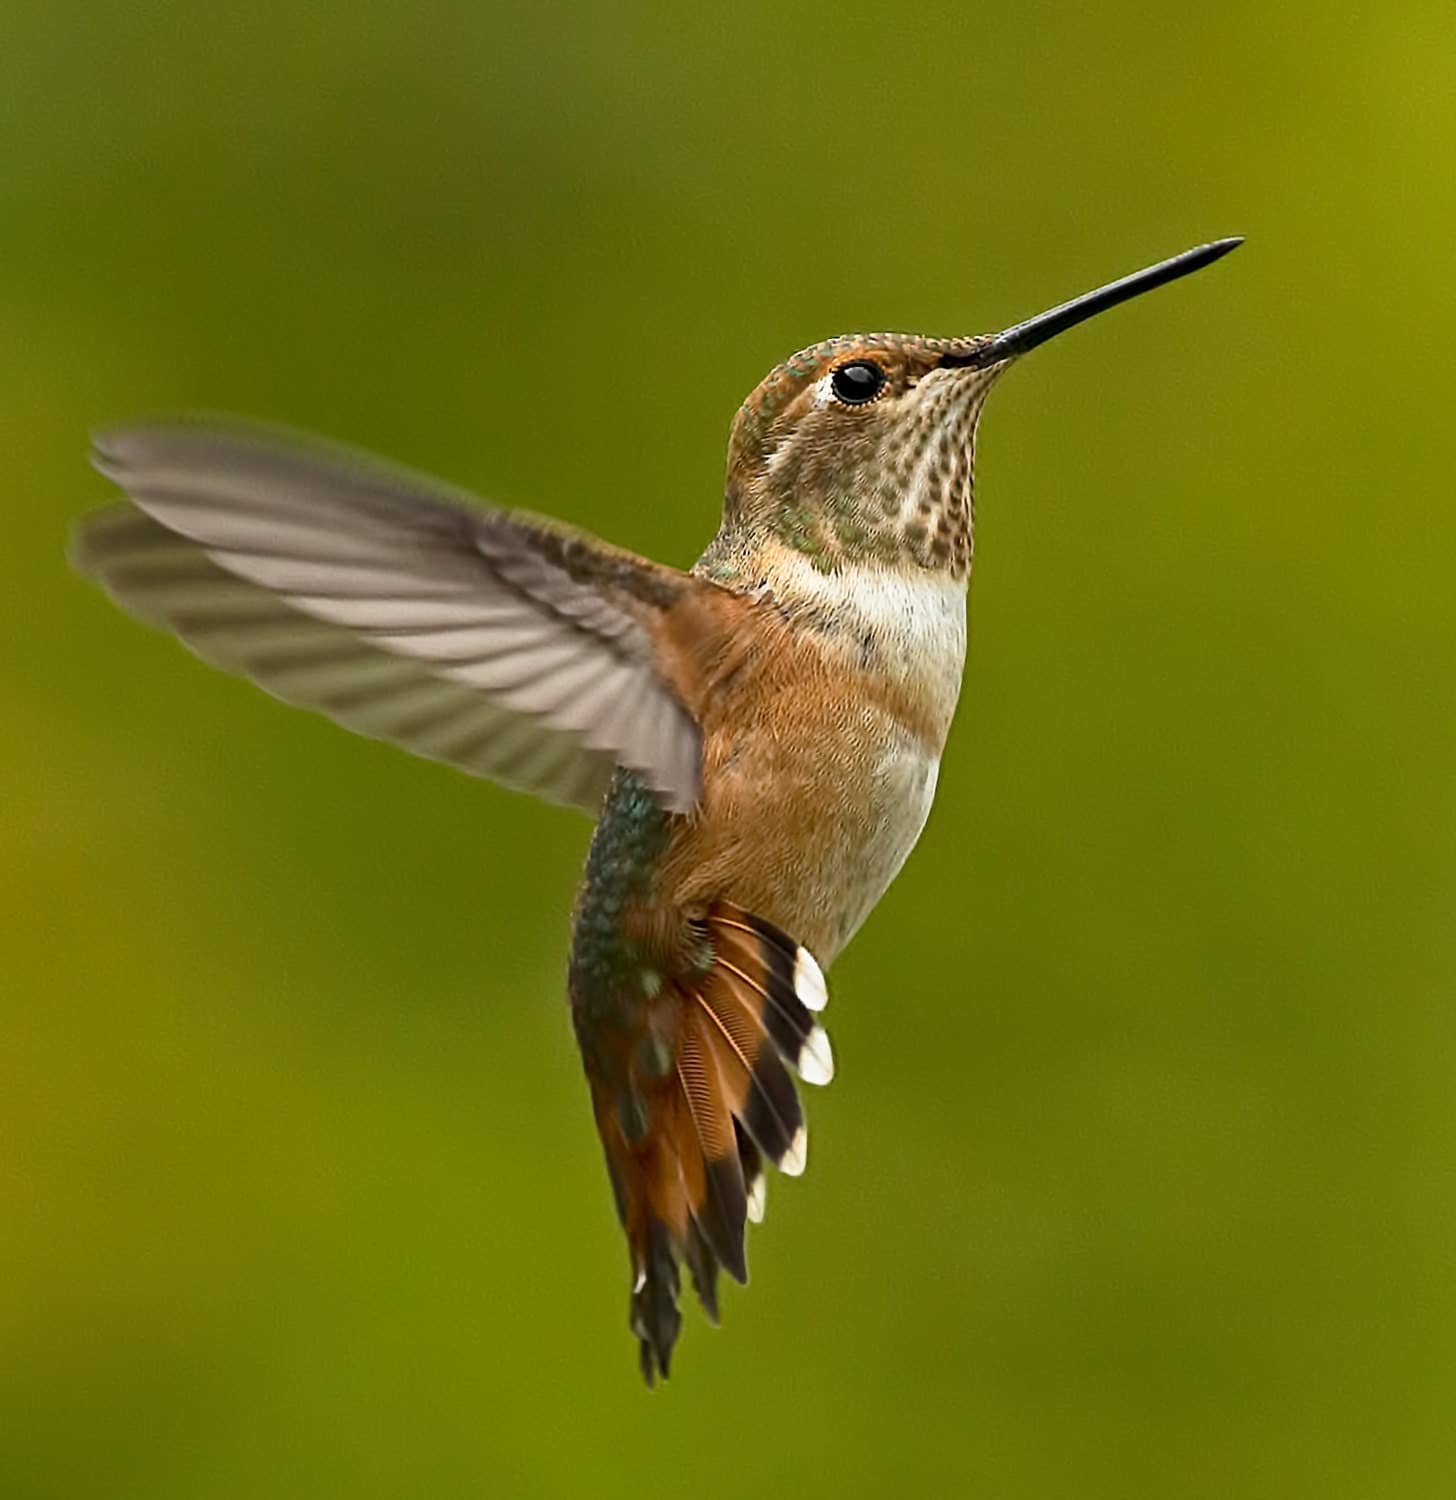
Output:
[71,423,707,814]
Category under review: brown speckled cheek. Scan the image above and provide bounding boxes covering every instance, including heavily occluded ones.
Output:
[722,333,1002,579]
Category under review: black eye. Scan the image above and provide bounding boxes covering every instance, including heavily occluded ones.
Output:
[830,360,887,405]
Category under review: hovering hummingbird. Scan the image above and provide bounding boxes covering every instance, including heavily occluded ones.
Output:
[71,238,1239,1383]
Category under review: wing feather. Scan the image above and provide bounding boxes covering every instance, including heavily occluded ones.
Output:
[72,424,715,814]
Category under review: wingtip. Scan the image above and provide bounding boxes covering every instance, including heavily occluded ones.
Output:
[65,514,97,576]
[88,418,197,481]
[89,418,175,469]
[86,415,336,484]
[65,502,131,578]
[89,423,135,481]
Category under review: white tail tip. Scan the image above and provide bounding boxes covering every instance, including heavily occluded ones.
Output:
[797,1024,835,1086]
[794,947,828,1012]
[780,1124,808,1177]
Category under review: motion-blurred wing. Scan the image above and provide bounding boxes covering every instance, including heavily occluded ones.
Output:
[71,423,705,814]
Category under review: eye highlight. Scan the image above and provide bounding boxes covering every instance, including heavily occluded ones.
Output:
[830,360,887,406]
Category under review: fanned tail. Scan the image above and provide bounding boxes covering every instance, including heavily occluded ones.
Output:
[591,902,833,1384]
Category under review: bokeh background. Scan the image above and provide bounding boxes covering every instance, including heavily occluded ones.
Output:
[5,3,1454,1495]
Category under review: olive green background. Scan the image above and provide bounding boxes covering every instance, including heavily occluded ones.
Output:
[5,3,1453,1496]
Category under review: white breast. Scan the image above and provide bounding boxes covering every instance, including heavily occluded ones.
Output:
[766,554,966,953]
[766,551,969,737]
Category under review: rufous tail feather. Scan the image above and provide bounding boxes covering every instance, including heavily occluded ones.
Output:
[595,902,832,1383]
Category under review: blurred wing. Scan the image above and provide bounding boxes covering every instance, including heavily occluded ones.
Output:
[71,423,706,815]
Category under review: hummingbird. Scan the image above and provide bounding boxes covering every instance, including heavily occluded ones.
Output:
[71,237,1240,1384]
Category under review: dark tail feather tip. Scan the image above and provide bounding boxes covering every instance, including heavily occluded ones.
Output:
[683,1220,721,1326]
[631,1220,682,1386]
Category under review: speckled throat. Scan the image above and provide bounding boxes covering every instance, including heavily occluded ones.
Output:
[709,331,1008,583]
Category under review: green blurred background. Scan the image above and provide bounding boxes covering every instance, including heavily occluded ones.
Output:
[5,2,1454,1495]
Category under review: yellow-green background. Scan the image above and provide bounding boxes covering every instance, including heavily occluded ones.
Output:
[5,3,1453,1495]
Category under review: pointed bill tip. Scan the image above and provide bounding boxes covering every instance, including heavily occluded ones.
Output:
[971,235,1245,366]
[1189,234,1244,265]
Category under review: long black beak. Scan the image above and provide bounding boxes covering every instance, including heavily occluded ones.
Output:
[942,237,1242,369]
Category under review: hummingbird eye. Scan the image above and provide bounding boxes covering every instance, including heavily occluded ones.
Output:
[830,360,887,406]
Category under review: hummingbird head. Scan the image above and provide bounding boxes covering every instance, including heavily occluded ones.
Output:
[716,238,1242,582]
[723,331,1006,579]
